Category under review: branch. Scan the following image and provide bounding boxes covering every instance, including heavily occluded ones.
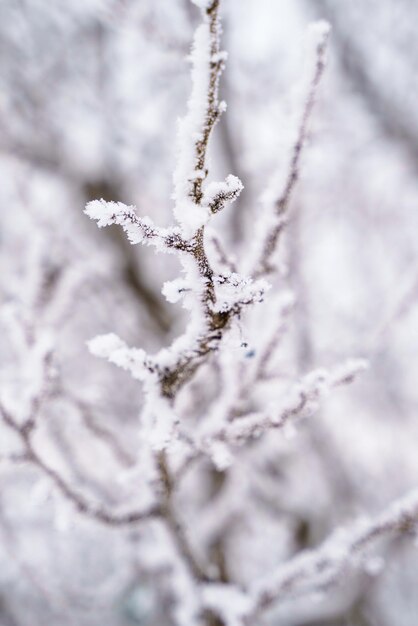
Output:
[85,200,189,252]
[185,0,224,205]
[172,0,227,238]
[0,402,161,527]
[253,22,330,278]
[312,0,418,174]
[254,292,296,379]
[66,393,136,468]
[246,488,418,620]
[85,1,253,405]
[208,233,237,273]
[157,451,212,582]
[87,333,159,382]
[202,175,243,214]
[194,359,367,467]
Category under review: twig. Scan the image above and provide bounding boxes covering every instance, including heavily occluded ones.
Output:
[246,488,418,621]
[254,24,330,278]
[0,403,161,527]
[157,451,212,582]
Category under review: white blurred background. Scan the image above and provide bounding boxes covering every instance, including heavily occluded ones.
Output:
[1,1,418,625]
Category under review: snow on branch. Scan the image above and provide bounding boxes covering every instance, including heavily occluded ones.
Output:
[253,21,330,278]
[202,175,244,214]
[212,272,270,314]
[193,489,418,625]
[88,333,158,382]
[208,233,238,273]
[245,488,418,621]
[193,359,367,468]
[85,2,252,407]
[172,0,237,238]
[85,199,189,252]
[42,3,418,625]
[0,401,161,526]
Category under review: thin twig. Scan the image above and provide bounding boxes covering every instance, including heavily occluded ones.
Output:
[0,403,161,526]
[157,450,212,582]
[245,489,418,621]
[254,28,329,278]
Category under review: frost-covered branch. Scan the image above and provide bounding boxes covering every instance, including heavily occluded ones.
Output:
[174,0,226,211]
[85,200,189,252]
[245,488,418,621]
[221,360,366,443]
[254,292,296,379]
[88,333,159,382]
[0,402,161,526]
[202,175,244,214]
[196,489,418,625]
[83,2,260,420]
[157,451,213,583]
[254,22,330,278]
[69,395,136,468]
[77,6,414,626]
[209,233,238,273]
[191,359,367,469]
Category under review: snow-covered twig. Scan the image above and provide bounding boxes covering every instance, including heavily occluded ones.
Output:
[209,232,238,273]
[0,402,161,526]
[245,488,418,621]
[174,0,226,211]
[254,22,330,278]
[78,6,398,626]
[85,200,189,252]
[88,333,159,382]
[194,360,367,467]
[202,175,244,215]
[194,489,418,625]
[84,4,253,406]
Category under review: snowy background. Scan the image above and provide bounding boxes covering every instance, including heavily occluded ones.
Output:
[1,1,418,625]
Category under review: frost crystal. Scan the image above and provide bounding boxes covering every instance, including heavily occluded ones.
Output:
[162,278,190,304]
[203,175,244,214]
[213,272,270,313]
[88,334,156,382]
